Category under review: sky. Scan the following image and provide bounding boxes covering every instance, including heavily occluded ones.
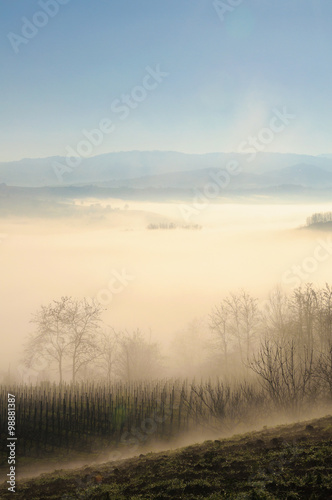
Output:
[1,0,332,161]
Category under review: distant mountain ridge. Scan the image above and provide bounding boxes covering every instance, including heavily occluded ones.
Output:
[102,163,332,190]
[1,151,332,188]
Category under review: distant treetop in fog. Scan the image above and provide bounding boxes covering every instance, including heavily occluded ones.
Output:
[306,211,332,227]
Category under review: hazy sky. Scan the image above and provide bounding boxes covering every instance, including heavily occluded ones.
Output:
[1,0,332,161]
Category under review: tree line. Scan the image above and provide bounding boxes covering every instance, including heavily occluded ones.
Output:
[306,211,332,226]
[210,284,332,412]
[23,297,161,384]
[21,283,332,404]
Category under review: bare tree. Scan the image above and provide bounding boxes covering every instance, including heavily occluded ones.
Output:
[248,338,316,413]
[290,284,318,349]
[316,283,332,350]
[316,345,332,397]
[25,297,103,383]
[260,287,293,342]
[96,328,119,383]
[210,290,259,363]
[116,329,162,381]
[25,297,73,384]
[209,303,230,368]
[183,380,265,432]
[261,284,332,352]
[65,298,103,383]
[238,290,259,359]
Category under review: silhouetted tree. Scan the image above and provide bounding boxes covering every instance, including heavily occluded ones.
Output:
[211,290,259,363]
[24,297,103,383]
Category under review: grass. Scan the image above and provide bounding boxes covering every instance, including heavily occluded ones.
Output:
[1,415,332,499]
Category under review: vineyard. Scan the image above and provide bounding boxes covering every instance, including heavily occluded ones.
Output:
[0,379,269,466]
[2,286,332,470]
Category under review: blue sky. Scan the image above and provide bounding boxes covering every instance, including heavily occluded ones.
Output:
[0,0,332,161]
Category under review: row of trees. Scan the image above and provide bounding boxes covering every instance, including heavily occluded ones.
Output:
[209,284,332,412]
[24,297,161,384]
[306,211,332,226]
[209,289,259,365]
[210,284,332,362]
[147,222,202,230]
[22,284,332,386]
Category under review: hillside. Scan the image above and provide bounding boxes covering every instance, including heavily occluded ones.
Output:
[1,415,332,499]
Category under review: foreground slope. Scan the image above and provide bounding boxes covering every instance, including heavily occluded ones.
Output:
[1,416,332,499]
